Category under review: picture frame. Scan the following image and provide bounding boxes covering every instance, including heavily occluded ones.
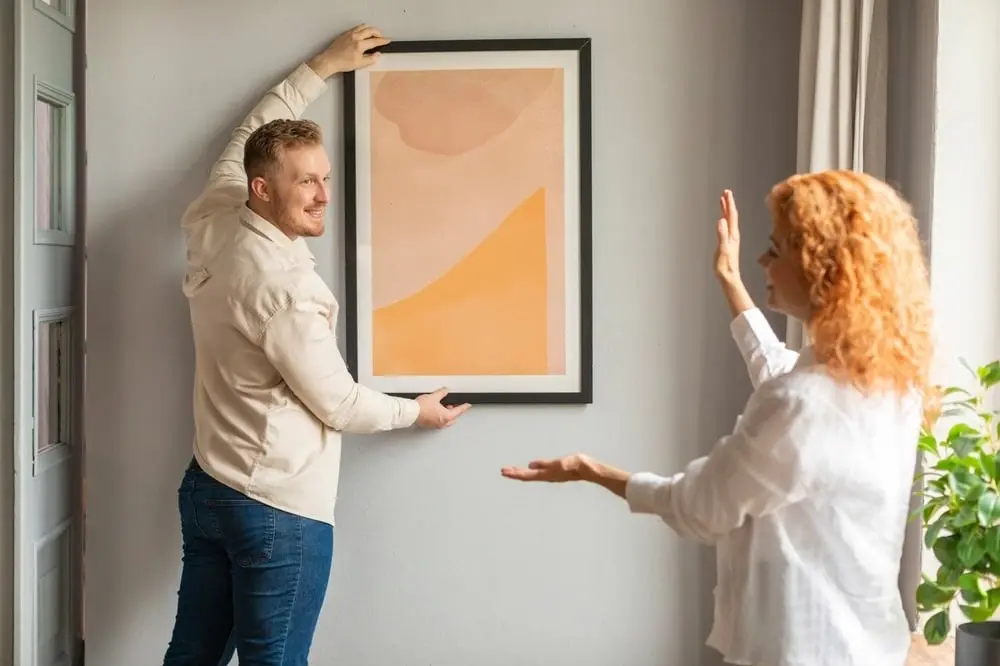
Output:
[342,38,593,405]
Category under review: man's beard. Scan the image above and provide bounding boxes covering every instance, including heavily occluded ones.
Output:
[272,193,322,238]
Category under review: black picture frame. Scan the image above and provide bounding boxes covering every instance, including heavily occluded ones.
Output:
[342,38,593,405]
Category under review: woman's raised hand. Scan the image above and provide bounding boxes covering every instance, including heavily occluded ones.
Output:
[714,190,756,317]
[714,189,742,285]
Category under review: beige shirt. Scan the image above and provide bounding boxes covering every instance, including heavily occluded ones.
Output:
[180,63,420,525]
[626,308,918,666]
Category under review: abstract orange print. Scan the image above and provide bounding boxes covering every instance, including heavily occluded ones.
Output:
[369,68,565,376]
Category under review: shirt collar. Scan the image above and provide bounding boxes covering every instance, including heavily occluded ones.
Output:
[794,345,819,369]
[239,204,315,263]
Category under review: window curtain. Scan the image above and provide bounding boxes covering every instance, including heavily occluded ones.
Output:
[794,0,922,630]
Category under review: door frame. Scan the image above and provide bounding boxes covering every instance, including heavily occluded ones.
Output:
[71,0,87,658]
[1,0,16,664]
[5,0,87,663]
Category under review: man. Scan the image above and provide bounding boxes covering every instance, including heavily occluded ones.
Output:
[163,24,470,665]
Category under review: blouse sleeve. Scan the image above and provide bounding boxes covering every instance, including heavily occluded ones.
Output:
[730,308,801,388]
[624,379,825,544]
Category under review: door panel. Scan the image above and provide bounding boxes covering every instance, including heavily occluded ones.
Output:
[14,0,82,663]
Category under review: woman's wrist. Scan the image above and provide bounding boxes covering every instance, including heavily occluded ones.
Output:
[580,458,631,498]
[720,279,755,317]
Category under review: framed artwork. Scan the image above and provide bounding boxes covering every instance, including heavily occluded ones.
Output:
[342,38,593,405]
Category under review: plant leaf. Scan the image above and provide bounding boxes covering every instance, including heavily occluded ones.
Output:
[934,534,961,568]
[960,357,979,381]
[919,434,939,456]
[923,498,947,524]
[943,403,981,419]
[937,563,963,588]
[982,361,1000,389]
[949,423,981,441]
[980,491,1000,527]
[941,404,977,419]
[925,516,948,548]
[917,581,955,607]
[959,531,988,568]
[986,526,1000,562]
[924,610,951,645]
[960,604,995,622]
[984,451,1000,481]
[954,504,979,528]
[950,467,984,496]
[960,573,987,602]
[935,457,960,472]
[953,436,981,458]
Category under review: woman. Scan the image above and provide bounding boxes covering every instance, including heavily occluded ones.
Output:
[502,170,934,666]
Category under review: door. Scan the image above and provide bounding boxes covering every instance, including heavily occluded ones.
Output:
[13,0,85,663]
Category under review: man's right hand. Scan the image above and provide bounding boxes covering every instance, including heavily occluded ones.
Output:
[414,389,471,429]
[307,24,391,79]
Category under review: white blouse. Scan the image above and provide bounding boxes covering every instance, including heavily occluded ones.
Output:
[626,308,920,666]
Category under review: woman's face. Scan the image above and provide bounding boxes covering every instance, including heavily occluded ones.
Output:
[757,222,812,321]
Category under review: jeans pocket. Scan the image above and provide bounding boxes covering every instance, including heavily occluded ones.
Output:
[207,500,277,567]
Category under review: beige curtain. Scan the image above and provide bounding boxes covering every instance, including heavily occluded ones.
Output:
[789,0,887,349]
[793,0,920,630]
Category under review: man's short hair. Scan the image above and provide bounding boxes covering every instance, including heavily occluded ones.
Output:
[244,118,323,180]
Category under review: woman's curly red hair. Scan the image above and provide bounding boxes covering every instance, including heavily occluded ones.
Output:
[767,170,934,399]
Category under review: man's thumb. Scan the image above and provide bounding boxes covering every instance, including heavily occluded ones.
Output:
[431,387,449,401]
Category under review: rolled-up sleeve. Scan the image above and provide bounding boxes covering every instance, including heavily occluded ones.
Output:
[730,308,802,387]
[260,297,420,434]
[625,381,821,544]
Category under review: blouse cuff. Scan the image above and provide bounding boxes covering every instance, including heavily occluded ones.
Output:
[626,472,673,515]
[729,307,780,355]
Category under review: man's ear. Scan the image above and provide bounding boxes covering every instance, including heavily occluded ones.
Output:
[249,175,270,202]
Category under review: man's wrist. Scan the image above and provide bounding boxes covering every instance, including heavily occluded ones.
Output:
[305,57,341,80]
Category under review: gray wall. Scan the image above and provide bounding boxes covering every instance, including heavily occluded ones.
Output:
[84,0,800,664]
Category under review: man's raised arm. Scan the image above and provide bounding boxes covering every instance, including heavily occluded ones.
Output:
[182,25,389,233]
[204,66,327,191]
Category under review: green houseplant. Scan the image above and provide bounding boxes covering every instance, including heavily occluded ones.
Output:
[917,359,1000,650]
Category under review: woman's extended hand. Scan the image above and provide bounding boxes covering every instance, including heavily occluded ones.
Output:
[714,189,742,284]
[501,454,595,483]
[501,455,632,498]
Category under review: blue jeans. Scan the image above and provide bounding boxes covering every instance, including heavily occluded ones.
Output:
[162,459,334,665]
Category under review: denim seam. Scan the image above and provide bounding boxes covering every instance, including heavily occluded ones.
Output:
[236,507,276,567]
[276,515,304,665]
[183,490,211,540]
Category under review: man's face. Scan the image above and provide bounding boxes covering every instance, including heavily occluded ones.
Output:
[263,143,331,238]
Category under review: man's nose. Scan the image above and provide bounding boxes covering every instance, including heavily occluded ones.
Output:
[316,186,330,204]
